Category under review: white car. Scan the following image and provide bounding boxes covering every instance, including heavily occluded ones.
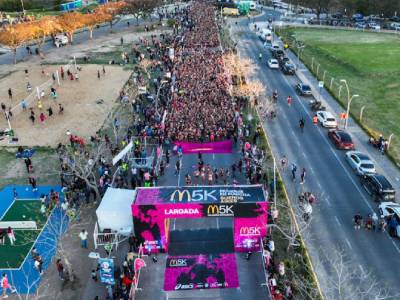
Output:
[54,34,68,47]
[267,59,279,69]
[345,151,376,175]
[316,111,337,128]
[368,22,381,30]
[271,43,280,51]
[379,202,400,237]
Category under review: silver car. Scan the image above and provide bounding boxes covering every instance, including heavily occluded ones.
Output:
[345,151,376,175]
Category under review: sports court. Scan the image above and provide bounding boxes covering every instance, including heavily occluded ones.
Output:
[0,185,67,294]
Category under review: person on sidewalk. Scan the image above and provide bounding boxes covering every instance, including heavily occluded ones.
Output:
[56,259,64,280]
[79,229,88,249]
[291,163,297,181]
[1,274,16,298]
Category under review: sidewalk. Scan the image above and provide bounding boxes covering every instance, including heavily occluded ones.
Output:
[274,36,400,189]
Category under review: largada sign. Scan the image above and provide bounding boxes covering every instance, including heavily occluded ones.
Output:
[132,185,268,253]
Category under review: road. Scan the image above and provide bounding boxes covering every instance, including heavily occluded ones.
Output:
[232,9,400,299]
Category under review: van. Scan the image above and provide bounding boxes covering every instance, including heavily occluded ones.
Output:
[390,22,400,30]
[257,28,272,41]
[222,7,240,16]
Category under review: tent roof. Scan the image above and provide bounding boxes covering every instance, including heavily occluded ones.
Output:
[97,188,136,213]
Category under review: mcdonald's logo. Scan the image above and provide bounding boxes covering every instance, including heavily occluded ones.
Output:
[207,205,234,216]
[170,190,191,202]
[207,205,220,215]
[169,259,187,267]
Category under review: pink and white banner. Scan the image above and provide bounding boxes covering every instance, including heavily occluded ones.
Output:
[174,140,233,154]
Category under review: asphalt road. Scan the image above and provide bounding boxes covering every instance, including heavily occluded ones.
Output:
[0,16,143,65]
[232,10,400,298]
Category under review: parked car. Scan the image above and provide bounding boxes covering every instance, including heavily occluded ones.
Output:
[278,56,289,65]
[355,22,367,29]
[54,34,68,47]
[295,83,312,96]
[281,62,296,75]
[270,43,280,51]
[361,173,396,202]
[267,59,279,69]
[328,130,355,150]
[379,202,400,237]
[316,111,337,128]
[368,22,381,30]
[345,151,376,175]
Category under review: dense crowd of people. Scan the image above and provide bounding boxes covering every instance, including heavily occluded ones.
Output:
[165,1,235,142]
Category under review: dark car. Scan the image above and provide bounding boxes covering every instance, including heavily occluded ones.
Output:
[361,173,396,202]
[328,130,355,150]
[281,62,296,75]
[272,49,285,59]
[295,83,312,96]
[278,56,289,65]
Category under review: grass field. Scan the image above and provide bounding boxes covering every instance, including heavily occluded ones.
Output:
[279,28,400,164]
[0,200,47,269]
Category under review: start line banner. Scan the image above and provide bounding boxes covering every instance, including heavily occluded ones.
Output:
[174,140,233,154]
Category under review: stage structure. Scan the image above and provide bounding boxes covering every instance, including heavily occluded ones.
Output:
[131,185,269,253]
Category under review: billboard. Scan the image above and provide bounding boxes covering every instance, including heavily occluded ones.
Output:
[164,254,239,291]
[134,185,266,205]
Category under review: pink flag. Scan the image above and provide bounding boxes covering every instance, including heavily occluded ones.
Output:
[134,258,146,273]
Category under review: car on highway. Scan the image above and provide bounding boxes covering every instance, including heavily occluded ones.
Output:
[272,49,285,60]
[270,43,280,51]
[316,111,337,128]
[295,83,312,96]
[281,62,296,75]
[345,151,376,175]
[267,59,279,69]
[361,173,396,202]
[328,130,355,150]
[379,202,400,237]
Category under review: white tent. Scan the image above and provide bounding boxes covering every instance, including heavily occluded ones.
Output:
[96,188,136,234]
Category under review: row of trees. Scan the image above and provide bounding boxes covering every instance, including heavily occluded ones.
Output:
[0,0,164,64]
[285,0,400,19]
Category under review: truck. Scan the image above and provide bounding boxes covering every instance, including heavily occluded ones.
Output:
[222,7,240,16]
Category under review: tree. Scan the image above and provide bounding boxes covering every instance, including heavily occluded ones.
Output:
[32,16,62,54]
[97,1,128,27]
[0,23,34,63]
[57,12,86,43]
[124,0,163,25]
[83,12,112,39]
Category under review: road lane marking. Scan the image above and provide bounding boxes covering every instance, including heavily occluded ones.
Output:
[345,238,353,249]
[334,216,341,226]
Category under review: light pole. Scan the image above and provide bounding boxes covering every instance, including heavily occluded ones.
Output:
[345,94,359,129]
[20,0,25,15]
[297,44,305,69]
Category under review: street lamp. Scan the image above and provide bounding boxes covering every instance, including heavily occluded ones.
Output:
[297,44,305,69]
[340,79,359,129]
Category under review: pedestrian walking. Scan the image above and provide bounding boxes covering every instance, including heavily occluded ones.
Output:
[21,99,27,111]
[287,95,292,106]
[79,229,88,248]
[58,104,64,114]
[34,255,43,275]
[281,155,287,170]
[1,273,16,298]
[354,213,363,229]
[300,168,306,184]
[29,176,38,191]
[7,227,16,245]
[175,159,181,175]
[290,163,297,181]
[39,112,46,123]
[56,259,64,280]
[8,88,12,100]
[47,107,53,117]
[102,65,106,75]
[24,157,32,173]
[120,37,124,45]
[97,70,101,79]
[372,212,378,231]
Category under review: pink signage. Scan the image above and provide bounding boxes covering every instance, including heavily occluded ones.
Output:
[174,140,233,154]
[234,217,267,252]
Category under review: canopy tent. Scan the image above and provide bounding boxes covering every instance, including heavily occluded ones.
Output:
[96,188,136,234]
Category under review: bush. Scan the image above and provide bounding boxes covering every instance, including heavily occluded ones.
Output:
[0,0,62,12]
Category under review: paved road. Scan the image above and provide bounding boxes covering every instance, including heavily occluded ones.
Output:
[0,16,146,65]
[231,11,400,299]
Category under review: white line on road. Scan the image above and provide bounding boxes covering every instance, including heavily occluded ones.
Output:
[216,217,219,229]
[345,238,353,249]
[334,216,342,226]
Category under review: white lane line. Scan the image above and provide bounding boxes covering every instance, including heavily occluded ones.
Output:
[216,217,219,230]
[345,238,353,249]
[334,216,342,226]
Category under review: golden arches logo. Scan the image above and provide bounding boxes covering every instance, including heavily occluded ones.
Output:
[207,205,220,215]
[170,190,191,202]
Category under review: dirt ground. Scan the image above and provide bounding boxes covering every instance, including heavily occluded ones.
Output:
[0,64,131,147]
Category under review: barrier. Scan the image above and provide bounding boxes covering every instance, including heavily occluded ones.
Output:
[93,222,128,250]
[129,244,146,300]
[0,221,37,230]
